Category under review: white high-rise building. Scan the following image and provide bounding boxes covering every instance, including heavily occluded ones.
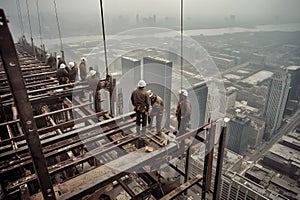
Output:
[264,69,291,140]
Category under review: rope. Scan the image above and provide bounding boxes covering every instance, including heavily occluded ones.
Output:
[25,0,33,40]
[180,0,184,90]
[99,0,109,76]
[36,0,43,47]
[53,0,64,52]
[16,0,24,36]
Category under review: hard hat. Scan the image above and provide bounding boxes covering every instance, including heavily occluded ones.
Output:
[89,70,96,76]
[147,90,153,97]
[57,55,61,59]
[81,57,86,62]
[60,63,66,69]
[178,89,188,97]
[69,62,75,68]
[138,80,146,87]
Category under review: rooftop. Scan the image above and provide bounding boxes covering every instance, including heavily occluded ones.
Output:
[286,65,300,71]
[240,70,273,85]
[269,143,300,161]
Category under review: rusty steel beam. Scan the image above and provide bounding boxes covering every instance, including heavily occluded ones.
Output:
[0,110,115,160]
[0,118,135,176]
[0,111,134,153]
[0,9,56,200]
[0,102,92,131]
[7,135,139,193]
[3,113,136,189]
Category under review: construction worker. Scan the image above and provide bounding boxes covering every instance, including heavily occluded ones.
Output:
[46,53,57,69]
[56,63,69,85]
[79,57,87,81]
[68,62,78,83]
[147,90,164,133]
[131,80,150,135]
[175,89,191,135]
[88,70,100,111]
[57,55,66,70]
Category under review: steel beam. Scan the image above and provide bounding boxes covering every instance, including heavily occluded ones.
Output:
[213,126,227,200]
[57,142,179,200]
[0,9,56,200]
[184,147,191,195]
[201,123,216,200]
[117,179,136,198]
[160,174,203,200]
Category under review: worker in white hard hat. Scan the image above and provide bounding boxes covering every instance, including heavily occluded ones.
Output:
[131,80,150,135]
[56,63,69,85]
[147,90,164,133]
[175,89,191,135]
[68,62,78,83]
[57,55,67,70]
[88,70,100,111]
[79,57,87,81]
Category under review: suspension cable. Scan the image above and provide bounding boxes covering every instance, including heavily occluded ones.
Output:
[99,0,109,76]
[36,0,43,47]
[25,0,33,40]
[16,0,24,36]
[53,0,64,53]
[180,0,184,90]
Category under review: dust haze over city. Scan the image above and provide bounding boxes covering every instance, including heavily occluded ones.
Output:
[2,0,300,37]
[0,0,300,200]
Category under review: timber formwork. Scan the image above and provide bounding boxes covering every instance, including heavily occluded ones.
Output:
[0,9,227,200]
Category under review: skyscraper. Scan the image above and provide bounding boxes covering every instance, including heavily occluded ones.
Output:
[143,56,172,128]
[121,56,141,85]
[285,66,300,115]
[226,112,251,155]
[187,80,208,128]
[264,69,291,140]
[120,57,141,114]
[286,66,300,101]
[220,171,289,200]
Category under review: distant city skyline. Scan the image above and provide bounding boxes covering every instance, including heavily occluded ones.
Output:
[1,0,300,39]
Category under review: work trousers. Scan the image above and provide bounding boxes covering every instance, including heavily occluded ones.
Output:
[177,117,188,136]
[136,110,147,135]
[149,111,163,132]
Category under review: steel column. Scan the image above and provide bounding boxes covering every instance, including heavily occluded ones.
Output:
[201,123,216,200]
[0,9,56,200]
[213,126,227,200]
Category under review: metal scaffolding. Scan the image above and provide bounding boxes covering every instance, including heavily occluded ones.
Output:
[0,8,228,200]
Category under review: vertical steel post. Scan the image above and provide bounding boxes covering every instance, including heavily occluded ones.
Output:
[0,9,56,200]
[184,147,190,195]
[213,126,227,200]
[201,123,216,200]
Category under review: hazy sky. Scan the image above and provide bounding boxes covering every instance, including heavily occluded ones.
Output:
[1,0,300,19]
[1,0,300,39]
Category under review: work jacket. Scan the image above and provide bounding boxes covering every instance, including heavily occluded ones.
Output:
[69,67,78,82]
[79,61,87,80]
[150,95,164,114]
[56,68,69,83]
[176,98,191,122]
[131,88,150,111]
